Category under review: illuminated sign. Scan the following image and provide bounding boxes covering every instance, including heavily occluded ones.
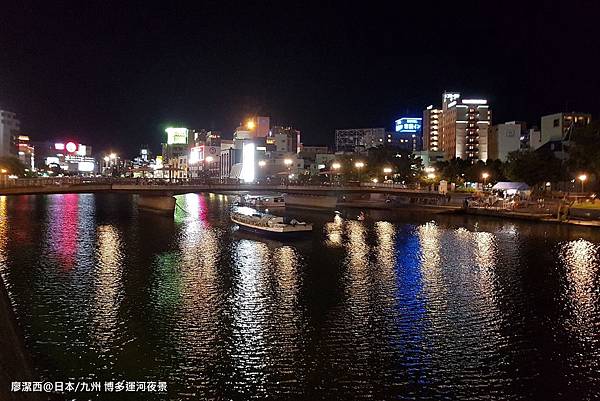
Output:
[46,156,60,165]
[240,142,255,183]
[395,117,423,133]
[444,92,460,102]
[77,161,95,172]
[76,145,87,156]
[54,143,65,150]
[462,99,487,105]
[189,146,204,164]
[165,127,189,145]
[65,142,77,153]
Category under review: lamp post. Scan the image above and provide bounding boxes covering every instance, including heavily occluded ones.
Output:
[284,158,293,186]
[205,156,214,181]
[578,174,587,193]
[354,161,365,183]
[331,162,341,185]
[383,167,393,182]
[482,172,489,189]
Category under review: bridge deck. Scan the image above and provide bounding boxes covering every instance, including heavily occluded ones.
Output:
[0,183,448,198]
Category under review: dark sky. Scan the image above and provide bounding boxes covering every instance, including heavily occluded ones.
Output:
[1,1,599,156]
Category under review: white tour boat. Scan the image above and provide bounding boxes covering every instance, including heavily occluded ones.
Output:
[230,210,312,237]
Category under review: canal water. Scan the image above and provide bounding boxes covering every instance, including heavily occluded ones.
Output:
[0,193,599,400]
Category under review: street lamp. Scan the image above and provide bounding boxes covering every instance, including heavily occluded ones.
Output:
[246,119,255,130]
[0,169,7,174]
[258,160,266,167]
[383,167,393,174]
[284,158,293,185]
[110,153,117,160]
[578,174,587,193]
[354,161,365,182]
[427,173,436,180]
[482,172,490,187]
[331,162,341,185]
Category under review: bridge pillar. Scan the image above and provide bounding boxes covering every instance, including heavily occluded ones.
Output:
[136,194,176,215]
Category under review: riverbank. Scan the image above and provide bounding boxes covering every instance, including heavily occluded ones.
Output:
[0,278,40,401]
[463,207,600,227]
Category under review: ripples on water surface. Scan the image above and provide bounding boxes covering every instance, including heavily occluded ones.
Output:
[0,193,599,400]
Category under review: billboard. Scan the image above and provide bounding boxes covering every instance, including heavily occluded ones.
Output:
[165,128,189,145]
[189,146,204,164]
[395,117,422,133]
[240,142,255,183]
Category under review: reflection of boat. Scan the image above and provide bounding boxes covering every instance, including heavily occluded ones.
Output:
[235,194,286,208]
[230,210,313,237]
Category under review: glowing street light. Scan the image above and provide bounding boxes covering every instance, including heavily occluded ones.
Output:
[109,153,117,160]
[482,172,490,187]
[284,158,293,166]
[0,169,7,174]
[578,174,588,193]
[383,167,393,174]
[258,160,266,167]
[103,156,110,162]
[205,156,214,163]
[332,162,341,170]
[246,119,256,130]
[427,173,436,180]
[372,178,378,183]
[354,161,365,183]
[424,166,435,173]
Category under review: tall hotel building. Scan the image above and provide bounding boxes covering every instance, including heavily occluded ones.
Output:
[424,92,491,162]
[423,106,442,151]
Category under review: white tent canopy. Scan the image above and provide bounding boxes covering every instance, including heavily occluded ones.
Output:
[492,182,530,191]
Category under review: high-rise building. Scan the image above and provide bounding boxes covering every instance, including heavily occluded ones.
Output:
[539,112,591,148]
[0,110,20,157]
[423,105,443,152]
[16,135,35,170]
[488,122,522,161]
[434,92,491,162]
[335,128,385,152]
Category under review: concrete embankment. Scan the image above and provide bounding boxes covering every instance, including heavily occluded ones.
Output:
[0,279,41,401]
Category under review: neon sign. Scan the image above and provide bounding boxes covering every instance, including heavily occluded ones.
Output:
[65,142,77,153]
[395,117,423,133]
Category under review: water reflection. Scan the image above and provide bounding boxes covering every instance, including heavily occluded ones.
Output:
[230,239,271,396]
[324,214,343,248]
[93,225,123,353]
[0,196,7,273]
[0,193,599,400]
[560,239,600,341]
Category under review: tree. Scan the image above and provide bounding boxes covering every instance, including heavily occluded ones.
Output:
[0,156,27,177]
[366,146,418,183]
[567,121,600,178]
[503,149,562,186]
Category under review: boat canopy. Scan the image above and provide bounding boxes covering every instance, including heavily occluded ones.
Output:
[492,182,530,191]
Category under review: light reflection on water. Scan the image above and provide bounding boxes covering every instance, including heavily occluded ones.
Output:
[0,193,599,399]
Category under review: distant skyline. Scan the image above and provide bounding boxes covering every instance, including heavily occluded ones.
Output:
[1,1,599,155]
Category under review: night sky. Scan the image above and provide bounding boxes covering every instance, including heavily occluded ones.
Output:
[1,1,599,156]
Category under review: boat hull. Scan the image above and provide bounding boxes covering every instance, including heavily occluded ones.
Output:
[232,218,313,238]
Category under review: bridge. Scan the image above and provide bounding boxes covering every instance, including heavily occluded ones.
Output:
[0,177,451,198]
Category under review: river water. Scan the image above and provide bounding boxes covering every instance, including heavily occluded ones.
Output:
[0,193,599,400]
